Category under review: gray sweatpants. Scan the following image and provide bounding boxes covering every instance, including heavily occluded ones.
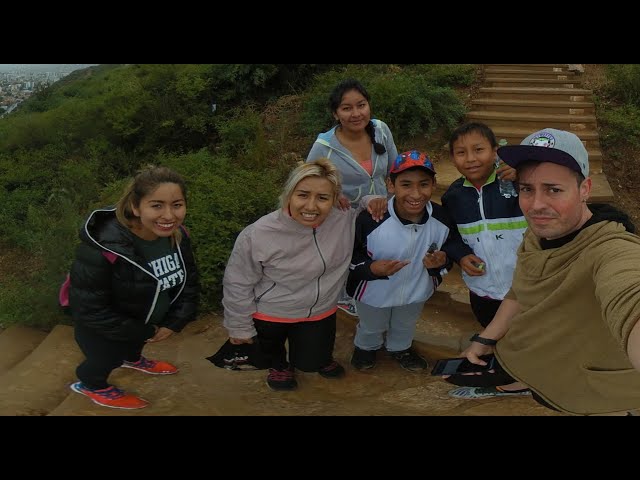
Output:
[353,301,425,353]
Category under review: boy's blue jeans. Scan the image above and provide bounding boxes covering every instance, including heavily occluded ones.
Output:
[353,301,425,353]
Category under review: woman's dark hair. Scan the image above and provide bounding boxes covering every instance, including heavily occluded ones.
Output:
[329,78,386,155]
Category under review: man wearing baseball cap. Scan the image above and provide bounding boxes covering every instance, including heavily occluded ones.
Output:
[457,128,640,415]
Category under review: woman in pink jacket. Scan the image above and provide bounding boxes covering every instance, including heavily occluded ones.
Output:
[222,158,385,391]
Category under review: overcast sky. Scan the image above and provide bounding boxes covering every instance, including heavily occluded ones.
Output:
[0,64,98,73]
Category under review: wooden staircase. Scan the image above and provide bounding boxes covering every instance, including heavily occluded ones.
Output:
[471,64,613,203]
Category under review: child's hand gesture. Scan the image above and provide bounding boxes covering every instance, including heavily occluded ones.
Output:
[371,259,410,277]
[460,254,486,276]
[422,250,447,269]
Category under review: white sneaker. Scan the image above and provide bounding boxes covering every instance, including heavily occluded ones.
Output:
[337,299,358,317]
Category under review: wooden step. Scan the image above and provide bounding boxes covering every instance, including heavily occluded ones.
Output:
[484,68,578,80]
[0,325,83,416]
[471,98,595,115]
[486,77,582,89]
[589,171,615,203]
[466,110,597,130]
[0,326,48,376]
[484,64,569,72]
[479,87,592,102]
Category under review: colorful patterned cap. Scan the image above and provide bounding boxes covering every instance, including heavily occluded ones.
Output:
[390,150,436,175]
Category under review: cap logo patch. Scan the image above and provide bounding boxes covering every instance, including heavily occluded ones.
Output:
[529,132,556,148]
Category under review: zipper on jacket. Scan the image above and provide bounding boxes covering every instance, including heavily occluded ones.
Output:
[255,282,276,304]
[399,224,419,304]
[309,228,327,317]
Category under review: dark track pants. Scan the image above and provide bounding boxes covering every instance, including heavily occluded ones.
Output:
[74,324,144,390]
[469,292,503,328]
[254,314,336,372]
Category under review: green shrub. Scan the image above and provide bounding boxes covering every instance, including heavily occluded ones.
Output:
[371,74,467,141]
[214,107,271,169]
[606,65,640,106]
[406,64,476,87]
[599,104,640,149]
[0,276,69,329]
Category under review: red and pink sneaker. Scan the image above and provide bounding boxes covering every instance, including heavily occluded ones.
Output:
[122,356,179,375]
[70,382,149,409]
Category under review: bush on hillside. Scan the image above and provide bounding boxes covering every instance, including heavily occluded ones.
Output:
[407,64,477,87]
[595,65,640,151]
[605,65,640,107]
[599,104,640,149]
[213,106,271,169]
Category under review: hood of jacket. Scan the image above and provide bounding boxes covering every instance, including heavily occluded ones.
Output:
[81,208,137,257]
[589,203,635,233]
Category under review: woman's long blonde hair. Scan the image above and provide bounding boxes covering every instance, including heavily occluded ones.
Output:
[115,165,187,245]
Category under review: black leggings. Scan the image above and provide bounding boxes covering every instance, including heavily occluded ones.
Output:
[74,324,145,390]
[469,292,503,328]
[254,314,336,372]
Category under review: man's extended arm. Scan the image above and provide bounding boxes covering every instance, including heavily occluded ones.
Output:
[462,297,521,364]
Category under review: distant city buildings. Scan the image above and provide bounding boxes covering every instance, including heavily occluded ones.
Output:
[0,65,97,117]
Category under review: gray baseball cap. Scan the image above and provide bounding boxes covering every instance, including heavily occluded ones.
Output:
[498,128,589,178]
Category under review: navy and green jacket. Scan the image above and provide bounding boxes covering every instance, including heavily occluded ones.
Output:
[441,173,527,300]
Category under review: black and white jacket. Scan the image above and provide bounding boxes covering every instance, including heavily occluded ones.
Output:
[347,198,472,308]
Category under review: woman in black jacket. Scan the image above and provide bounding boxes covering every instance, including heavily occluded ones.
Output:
[69,165,199,410]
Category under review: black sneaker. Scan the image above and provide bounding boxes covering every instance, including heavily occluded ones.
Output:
[266,368,297,391]
[390,348,428,372]
[351,347,377,370]
[318,360,345,379]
